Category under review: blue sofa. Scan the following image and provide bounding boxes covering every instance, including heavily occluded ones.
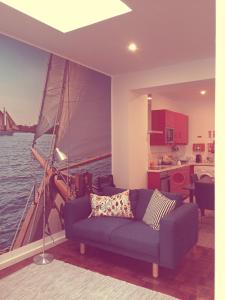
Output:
[64,186,198,278]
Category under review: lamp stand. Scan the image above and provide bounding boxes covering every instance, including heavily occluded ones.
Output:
[33,252,54,265]
[33,170,54,265]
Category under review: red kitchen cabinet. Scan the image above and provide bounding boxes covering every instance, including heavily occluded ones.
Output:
[150,110,175,145]
[148,165,192,199]
[147,172,161,189]
[147,171,170,192]
[170,166,191,198]
[174,112,188,144]
[150,109,188,145]
[166,110,175,128]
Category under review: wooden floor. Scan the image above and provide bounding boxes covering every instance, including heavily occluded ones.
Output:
[0,241,214,300]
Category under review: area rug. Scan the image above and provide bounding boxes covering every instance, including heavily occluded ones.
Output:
[197,211,214,249]
[0,260,179,300]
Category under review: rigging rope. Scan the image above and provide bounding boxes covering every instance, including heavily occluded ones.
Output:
[9,185,35,251]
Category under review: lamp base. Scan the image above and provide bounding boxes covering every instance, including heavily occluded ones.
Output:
[33,253,54,265]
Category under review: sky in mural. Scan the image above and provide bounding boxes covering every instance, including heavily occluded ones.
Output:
[0,34,49,125]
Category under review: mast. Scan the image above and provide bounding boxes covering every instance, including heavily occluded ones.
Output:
[33,54,53,146]
[6,111,17,130]
[3,107,6,131]
[0,110,4,130]
[50,60,69,165]
[0,108,17,134]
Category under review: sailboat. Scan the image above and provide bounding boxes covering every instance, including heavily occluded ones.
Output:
[0,108,18,136]
[8,54,111,252]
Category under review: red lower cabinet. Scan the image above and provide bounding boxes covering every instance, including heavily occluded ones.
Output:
[170,166,191,198]
[148,165,192,198]
[147,172,161,189]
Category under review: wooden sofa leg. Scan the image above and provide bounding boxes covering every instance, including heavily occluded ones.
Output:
[152,263,159,278]
[80,243,86,255]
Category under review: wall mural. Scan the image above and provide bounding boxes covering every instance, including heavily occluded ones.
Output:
[0,34,111,254]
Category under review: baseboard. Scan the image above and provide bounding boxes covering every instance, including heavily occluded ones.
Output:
[0,230,66,270]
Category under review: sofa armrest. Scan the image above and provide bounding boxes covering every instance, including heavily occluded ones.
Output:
[64,195,91,239]
[159,203,198,269]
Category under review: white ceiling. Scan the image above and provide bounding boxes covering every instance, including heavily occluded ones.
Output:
[0,0,215,76]
[137,79,215,103]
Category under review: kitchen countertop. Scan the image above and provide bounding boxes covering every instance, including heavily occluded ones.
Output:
[193,162,214,166]
[148,162,214,172]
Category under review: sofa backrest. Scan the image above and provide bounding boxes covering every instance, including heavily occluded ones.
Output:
[101,186,183,220]
[135,189,154,220]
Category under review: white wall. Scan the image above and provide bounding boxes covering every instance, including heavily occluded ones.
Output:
[128,94,148,188]
[178,96,215,161]
[112,58,215,188]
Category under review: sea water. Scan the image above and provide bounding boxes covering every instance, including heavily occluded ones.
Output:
[0,133,111,252]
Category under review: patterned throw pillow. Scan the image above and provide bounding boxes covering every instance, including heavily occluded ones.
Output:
[142,189,176,230]
[89,190,134,218]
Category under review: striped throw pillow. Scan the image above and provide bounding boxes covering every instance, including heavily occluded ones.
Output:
[142,189,176,230]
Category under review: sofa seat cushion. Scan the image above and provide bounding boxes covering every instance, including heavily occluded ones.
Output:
[109,221,159,260]
[71,217,132,244]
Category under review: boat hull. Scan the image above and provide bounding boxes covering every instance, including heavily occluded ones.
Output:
[0,131,14,136]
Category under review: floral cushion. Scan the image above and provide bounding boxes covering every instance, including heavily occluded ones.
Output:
[89,190,134,218]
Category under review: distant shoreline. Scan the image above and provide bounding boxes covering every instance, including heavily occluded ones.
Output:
[15,125,53,134]
[15,131,52,135]
[15,130,35,134]
[16,125,36,133]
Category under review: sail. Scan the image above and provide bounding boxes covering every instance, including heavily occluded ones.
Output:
[5,111,18,130]
[0,111,4,130]
[33,54,67,142]
[34,54,111,165]
[55,61,111,164]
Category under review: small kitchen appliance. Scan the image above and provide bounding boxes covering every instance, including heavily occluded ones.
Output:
[195,154,202,163]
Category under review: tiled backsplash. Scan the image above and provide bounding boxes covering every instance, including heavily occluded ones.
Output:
[150,145,184,163]
[150,145,214,165]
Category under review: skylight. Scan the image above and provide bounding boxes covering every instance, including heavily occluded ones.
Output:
[2,0,132,33]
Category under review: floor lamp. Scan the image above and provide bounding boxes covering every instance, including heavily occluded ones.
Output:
[33,164,54,265]
[33,147,67,265]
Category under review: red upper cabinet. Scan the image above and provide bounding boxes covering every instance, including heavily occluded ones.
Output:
[174,112,188,144]
[150,109,188,145]
[165,110,175,128]
[151,110,166,145]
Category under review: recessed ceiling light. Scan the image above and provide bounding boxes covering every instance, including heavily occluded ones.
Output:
[128,43,138,52]
[1,0,132,33]
[147,94,152,100]
[200,90,206,95]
